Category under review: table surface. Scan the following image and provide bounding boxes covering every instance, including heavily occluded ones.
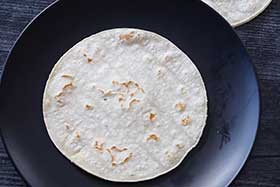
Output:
[0,0,279,186]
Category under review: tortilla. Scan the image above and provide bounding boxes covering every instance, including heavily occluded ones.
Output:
[202,0,272,27]
[43,28,207,182]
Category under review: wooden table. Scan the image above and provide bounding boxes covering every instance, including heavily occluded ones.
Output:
[0,0,279,186]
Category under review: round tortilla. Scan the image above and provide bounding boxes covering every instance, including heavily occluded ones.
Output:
[202,0,272,27]
[43,28,208,182]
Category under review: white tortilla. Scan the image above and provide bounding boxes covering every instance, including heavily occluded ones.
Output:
[202,0,272,27]
[43,28,207,182]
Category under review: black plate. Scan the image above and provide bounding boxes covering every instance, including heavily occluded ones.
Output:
[0,0,260,187]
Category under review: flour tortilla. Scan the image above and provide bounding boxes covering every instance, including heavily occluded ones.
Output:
[43,28,207,182]
[202,0,272,27]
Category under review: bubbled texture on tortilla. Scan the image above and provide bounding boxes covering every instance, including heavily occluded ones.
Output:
[43,28,207,182]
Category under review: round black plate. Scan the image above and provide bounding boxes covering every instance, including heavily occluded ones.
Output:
[0,0,260,187]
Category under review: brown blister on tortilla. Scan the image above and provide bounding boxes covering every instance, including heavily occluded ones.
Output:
[56,100,64,106]
[83,53,93,63]
[120,153,133,165]
[54,82,75,106]
[54,92,65,106]
[175,102,186,112]
[104,90,113,97]
[87,58,93,63]
[181,116,192,126]
[176,144,184,149]
[55,93,64,103]
[85,104,93,110]
[121,80,133,88]
[75,132,81,139]
[146,134,160,142]
[118,97,124,102]
[139,87,145,94]
[107,146,132,166]
[127,81,145,94]
[118,92,125,97]
[118,96,125,109]
[106,149,116,166]
[111,146,128,152]
[64,123,70,130]
[134,82,139,87]
[95,141,104,152]
[97,88,115,97]
[149,113,156,122]
[134,82,145,93]
[61,74,74,79]
[119,31,135,41]
[63,82,75,90]
[63,122,75,133]
[130,92,136,97]
[112,162,117,167]
[129,99,140,108]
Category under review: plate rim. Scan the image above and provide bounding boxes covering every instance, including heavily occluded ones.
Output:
[0,0,60,186]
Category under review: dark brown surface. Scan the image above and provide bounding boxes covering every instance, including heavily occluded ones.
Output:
[0,0,279,186]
